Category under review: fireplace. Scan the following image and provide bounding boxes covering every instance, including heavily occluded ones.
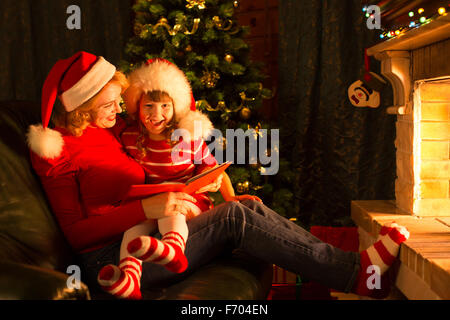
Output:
[396,77,450,216]
[351,13,450,300]
[368,14,450,217]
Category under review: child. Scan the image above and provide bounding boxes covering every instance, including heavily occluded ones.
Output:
[97,58,260,299]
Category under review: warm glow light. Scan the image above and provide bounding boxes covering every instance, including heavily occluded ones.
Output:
[438,7,446,15]
[418,8,424,14]
[395,30,401,35]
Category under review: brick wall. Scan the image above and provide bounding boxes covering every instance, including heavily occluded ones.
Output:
[396,80,450,216]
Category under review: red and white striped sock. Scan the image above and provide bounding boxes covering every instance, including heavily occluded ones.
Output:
[127,232,188,273]
[97,256,142,300]
[353,224,409,297]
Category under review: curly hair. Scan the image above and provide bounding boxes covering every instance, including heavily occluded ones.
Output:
[52,71,128,136]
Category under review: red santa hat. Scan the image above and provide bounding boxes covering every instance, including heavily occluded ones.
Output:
[123,58,213,141]
[27,51,116,159]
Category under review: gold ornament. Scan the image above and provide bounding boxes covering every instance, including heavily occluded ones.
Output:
[185,45,192,52]
[224,54,234,63]
[212,16,233,31]
[239,107,251,120]
[186,0,206,10]
[195,100,227,112]
[236,181,250,193]
[233,1,239,8]
[151,17,200,36]
[200,70,220,88]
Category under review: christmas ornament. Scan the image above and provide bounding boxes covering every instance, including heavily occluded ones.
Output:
[200,70,220,88]
[224,54,234,63]
[233,1,239,8]
[185,45,193,52]
[236,181,250,193]
[239,107,251,120]
[212,16,233,31]
[151,17,200,36]
[196,100,227,112]
[348,72,387,108]
[186,0,206,10]
[348,49,387,108]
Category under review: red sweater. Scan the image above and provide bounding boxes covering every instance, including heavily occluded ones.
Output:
[30,124,147,253]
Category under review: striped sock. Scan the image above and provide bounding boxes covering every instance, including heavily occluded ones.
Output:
[353,225,409,297]
[97,256,142,300]
[127,232,188,273]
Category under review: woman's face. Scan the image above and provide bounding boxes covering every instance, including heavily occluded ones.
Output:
[92,83,122,128]
[139,93,174,139]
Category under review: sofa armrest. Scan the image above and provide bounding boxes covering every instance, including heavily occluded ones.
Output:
[0,261,90,300]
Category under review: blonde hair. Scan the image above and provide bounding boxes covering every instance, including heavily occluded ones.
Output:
[136,90,177,158]
[52,71,129,136]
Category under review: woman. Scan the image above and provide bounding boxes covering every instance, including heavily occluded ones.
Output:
[28,52,409,299]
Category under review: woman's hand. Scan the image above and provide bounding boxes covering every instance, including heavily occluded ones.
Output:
[141,192,196,220]
[225,194,263,203]
[195,173,224,194]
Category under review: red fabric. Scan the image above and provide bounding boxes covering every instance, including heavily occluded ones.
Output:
[374,240,395,266]
[41,52,90,128]
[310,226,359,253]
[59,52,98,93]
[30,124,147,253]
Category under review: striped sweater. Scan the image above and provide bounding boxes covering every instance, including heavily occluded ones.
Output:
[120,123,217,212]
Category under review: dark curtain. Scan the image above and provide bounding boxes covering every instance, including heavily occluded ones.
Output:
[0,0,133,102]
[278,0,396,227]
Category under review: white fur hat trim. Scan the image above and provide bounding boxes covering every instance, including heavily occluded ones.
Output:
[124,60,192,119]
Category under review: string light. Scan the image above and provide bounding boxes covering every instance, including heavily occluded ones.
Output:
[370,5,449,41]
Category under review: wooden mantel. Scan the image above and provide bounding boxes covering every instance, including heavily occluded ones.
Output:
[367,14,450,54]
[366,14,450,115]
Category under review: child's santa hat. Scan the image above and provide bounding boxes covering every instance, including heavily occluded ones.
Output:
[27,51,116,159]
[123,58,213,141]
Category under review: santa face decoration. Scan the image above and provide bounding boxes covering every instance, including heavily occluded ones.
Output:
[348,80,380,108]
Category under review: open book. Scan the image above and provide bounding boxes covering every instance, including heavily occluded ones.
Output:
[123,161,232,201]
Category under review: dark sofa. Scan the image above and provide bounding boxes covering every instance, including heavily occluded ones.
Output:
[0,100,272,300]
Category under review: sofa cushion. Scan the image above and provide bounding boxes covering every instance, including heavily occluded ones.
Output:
[0,101,73,271]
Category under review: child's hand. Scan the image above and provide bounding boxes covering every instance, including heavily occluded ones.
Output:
[226,194,263,203]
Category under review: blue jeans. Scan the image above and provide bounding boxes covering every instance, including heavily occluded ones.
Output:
[77,200,360,294]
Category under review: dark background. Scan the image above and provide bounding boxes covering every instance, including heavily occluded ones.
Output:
[0,0,405,226]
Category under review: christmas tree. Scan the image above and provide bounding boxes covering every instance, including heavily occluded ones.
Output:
[122,0,301,224]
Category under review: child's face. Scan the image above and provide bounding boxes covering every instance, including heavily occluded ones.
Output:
[139,93,174,138]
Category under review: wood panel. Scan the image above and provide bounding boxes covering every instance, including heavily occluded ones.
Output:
[412,38,450,81]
